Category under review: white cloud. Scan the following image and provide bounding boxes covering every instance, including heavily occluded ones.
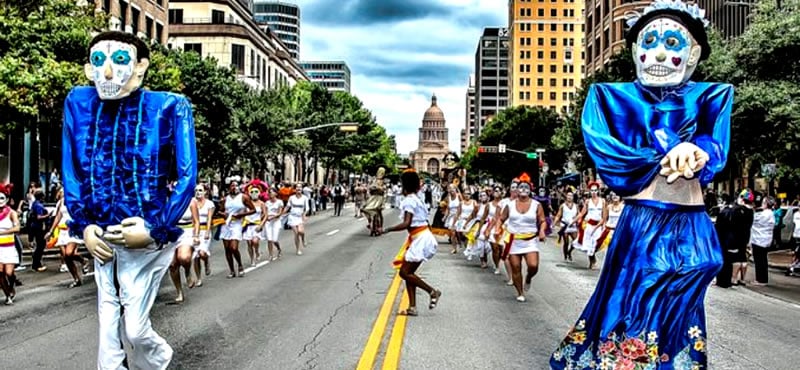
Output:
[294,0,506,155]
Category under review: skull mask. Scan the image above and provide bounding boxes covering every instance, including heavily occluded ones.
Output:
[633,17,702,87]
[85,36,149,100]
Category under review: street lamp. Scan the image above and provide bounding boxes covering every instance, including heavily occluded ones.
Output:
[290,122,360,135]
[535,148,546,187]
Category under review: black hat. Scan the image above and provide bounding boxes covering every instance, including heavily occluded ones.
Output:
[625,8,711,61]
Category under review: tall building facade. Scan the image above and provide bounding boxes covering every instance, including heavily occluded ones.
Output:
[299,61,351,92]
[253,1,300,59]
[409,95,450,175]
[508,0,585,114]
[168,0,307,90]
[474,27,510,138]
[96,0,169,44]
[699,0,754,39]
[462,74,477,153]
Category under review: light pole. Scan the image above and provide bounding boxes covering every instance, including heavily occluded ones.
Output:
[536,148,546,187]
[290,122,359,135]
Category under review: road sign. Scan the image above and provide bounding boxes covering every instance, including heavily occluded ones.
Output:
[498,144,506,153]
[526,152,538,159]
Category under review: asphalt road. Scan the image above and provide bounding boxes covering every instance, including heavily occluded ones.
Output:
[1,206,798,370]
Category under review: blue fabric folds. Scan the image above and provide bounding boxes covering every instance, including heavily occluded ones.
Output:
[62,87,197,244]
[550,200,723,369]
[582,81,734,196]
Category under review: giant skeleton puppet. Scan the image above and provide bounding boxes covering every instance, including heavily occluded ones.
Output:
[62,31,197,370]
[550,1,732,369]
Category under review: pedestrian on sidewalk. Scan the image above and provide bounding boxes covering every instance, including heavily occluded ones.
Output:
[751,196,775,285]
[27,190,50,272]
[0,184,22,305]
[379,168,441,317]
[332,183,345,216]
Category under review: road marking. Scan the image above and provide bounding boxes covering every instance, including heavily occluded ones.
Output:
[243,258,273,274]
[381,290,409,370]
[356,273,402,370]
[326,229,340,236]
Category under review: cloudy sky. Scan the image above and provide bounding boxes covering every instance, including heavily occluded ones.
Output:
[296,0,507,155]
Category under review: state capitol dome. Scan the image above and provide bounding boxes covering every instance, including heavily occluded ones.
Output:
[422,94,445,123]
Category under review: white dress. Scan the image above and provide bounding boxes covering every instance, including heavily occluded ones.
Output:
[482,202,499,244]
[195,199,215,255]
[456,200,476,232]
[464,203,490,258]
[445,195,460,230]
[175,206,195,247]
[220,194,245,240]
[264,199,284,242]
[55,201,83,246]
[560,203,579,233]
[286,195,308,227]
[242,203,263,240]
[506,200,540,255]
[573,198,605,256]
[0,214,19,264]
[401,195,438,263]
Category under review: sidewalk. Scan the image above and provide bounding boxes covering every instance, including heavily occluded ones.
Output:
[743,249,800,305]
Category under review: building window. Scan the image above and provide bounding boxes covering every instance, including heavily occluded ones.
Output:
[168,9,183,24]
[145,16,153,39]
[519,64,525,73]
[104,0,111,12]
[212,10,225,24]
[550,92,556,100]
[550,78,556,87]
[231,44,245,73]
[538,9,544,17]
[131,7,140,34]
[563,92,568,100]
[538,24,544,31]
[184,43,202,54]
[250,50,255,76]
[537,50,544,59]
[119,0,128,27]
[550,38,557,46]
[537,64,543,73]
[538,37,544,46]
[526,64,531,72]
[537,78,544,86]
[525,78,531,86]
[550,51,557,59]
[537,91,544,100]
[156,23,163,42]
[565,50,573,60]
[525,91,531,100]
[519,91,525,100]
[519,78,525,86]
[550,9,557,17]
[550,65,556,73]
[550,24,557,31]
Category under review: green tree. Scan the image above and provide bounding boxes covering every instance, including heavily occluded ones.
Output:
[0,0,105,135]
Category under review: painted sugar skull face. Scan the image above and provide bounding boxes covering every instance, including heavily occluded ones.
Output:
[85,40,148,100]
[633,17,702,87]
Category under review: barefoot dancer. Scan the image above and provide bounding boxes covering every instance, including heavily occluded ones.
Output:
[170,200,199,303]
[45,188,90,288]
[484,186,504,274]
[380,169,441,316]
[192,184,215,286]
[263,188,284,260]
[573,181,606,269]
[0,185,21,305]
[219,180,255,277]
[495,174,546,302]
[285,184,309,255]
[552,190,579,261]
[243,180,268,266]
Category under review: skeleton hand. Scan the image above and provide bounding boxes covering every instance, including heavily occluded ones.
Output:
[659,143,709,184]
[84,224,113,263]
[103,217,154,249]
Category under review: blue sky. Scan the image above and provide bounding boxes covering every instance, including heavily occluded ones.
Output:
[296,0,506,155]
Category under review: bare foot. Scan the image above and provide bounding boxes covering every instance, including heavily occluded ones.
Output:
[175,294,184,303]
[195,280,203,287]
[188,278,196,289]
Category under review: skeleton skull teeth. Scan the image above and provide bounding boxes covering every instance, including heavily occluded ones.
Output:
[644,65,676,77]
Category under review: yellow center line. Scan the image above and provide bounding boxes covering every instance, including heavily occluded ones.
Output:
[356,273,402,370]
[381,291,410,370]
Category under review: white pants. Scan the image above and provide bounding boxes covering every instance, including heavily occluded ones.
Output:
[95,243,175,370]
[264,219,281,242]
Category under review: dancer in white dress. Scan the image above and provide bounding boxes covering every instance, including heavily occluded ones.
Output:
[380,169,441,317]
[170,201,198,302]
[45,188,89,288]
[263,188,285,261]
[495,174,546,302]
[483,186,504,274]
[455,193,477,251]
[192,184,215,285]
[595,192,625,255]
[553,190,579,262]
[285,184,309,255]
[443,185,462,254]
[243,180,269,266]
[0,185,21,305]
[572,181,606,270]
[463,192,487,265]
[219,180,256,278]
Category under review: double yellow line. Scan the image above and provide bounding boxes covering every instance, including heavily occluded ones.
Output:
[356,273,410,370]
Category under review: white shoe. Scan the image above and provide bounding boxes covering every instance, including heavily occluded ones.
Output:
[59,264,68,273]
[297,251,303,256]
[506,280,514,286]
[516,296,526,302]
[493,268,500,275]
[467,255,473,261]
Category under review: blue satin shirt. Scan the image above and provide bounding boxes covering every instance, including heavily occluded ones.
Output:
[62,87,197,244]
[583,81,734,196]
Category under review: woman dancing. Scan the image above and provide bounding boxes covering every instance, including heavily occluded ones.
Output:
[192,184,215,286]
[0,184,21,305]
[380,169,441,316]
[219,180,256,278]
[243,180,269,266]
[45,188,90,288]
[170,198,199,302]
[552,190,579,261]
[263,188,284,261]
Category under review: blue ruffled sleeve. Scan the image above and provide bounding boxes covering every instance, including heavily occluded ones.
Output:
[693,84,733,186]
[62,90,91,238]
[581,85,664,196]
[151,96,197,244]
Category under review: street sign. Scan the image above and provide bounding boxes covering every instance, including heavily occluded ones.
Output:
[498,144,506,153]
[526,152,538,159]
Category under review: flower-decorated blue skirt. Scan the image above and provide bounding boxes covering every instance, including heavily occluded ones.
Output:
[550,199,723,370]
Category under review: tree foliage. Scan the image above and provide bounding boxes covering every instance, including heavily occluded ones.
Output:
[0,0,397,183]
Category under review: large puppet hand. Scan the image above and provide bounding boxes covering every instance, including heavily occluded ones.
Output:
[104,217,155,249]
[659,143,709,183]
[84,224,113,263]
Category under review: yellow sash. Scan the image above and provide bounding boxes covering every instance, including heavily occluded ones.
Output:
[392,226,429,269]
[465,221,482,245]
[0,234,15,248]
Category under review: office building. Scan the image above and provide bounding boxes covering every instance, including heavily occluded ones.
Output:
[96,0,169,44]
[462,74,477,153]
[253,1,300,59]
[168,0,307,90]
[508,0,585,114]
[299,61,351,92]
[474,27,509,138]
[699,0,754,39]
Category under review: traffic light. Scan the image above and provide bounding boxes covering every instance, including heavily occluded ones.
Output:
[478,147,486,153]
